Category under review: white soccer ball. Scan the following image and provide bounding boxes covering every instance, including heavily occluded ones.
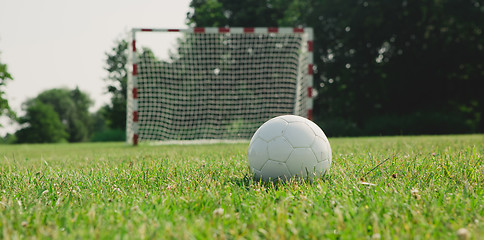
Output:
[248,115,332,181]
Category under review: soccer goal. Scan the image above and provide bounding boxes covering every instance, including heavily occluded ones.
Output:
[127,27,314,145]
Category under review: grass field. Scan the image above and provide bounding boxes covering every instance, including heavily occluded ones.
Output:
[0,135,483,239]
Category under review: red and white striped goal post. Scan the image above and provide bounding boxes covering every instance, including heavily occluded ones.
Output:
[129,27,314,145]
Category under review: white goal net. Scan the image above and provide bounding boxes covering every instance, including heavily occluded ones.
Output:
[127,27,314,145]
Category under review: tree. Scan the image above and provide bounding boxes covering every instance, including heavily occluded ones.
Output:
[0,52,15,124]
[286,0,484,135]
[19,88,93,142]
[68,87,93,141]
[15,101,68,143]
[187,0,293,27]
[103,39,128,131]
[187,0,484,135]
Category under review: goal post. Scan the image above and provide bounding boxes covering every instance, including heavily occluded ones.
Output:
[127,27,314,145]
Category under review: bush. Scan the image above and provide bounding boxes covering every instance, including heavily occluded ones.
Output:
[91,129,125,142]
[363,111,476,136]
[15,101,69,143]
[316,117,362,137]
[1,133,17,144]
[316,110,477,137]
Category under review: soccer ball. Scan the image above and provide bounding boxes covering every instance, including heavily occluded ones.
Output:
[248,115,331,181]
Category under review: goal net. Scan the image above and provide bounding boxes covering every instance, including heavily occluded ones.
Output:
[127,27,314,145]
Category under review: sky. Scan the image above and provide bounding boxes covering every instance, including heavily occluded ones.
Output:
[0,0,191,135]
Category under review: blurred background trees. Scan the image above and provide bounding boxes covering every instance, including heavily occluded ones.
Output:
[188,0,484,136]
[14,88,94,143]
[0,52,15,125]
[90,39,129,142]
[3,0,483,143]
[102,39,128,131]
[65,0,484,139]
[15,101,68,143]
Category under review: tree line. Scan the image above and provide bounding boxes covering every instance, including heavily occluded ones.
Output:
[188,0,483,136]
[1,0,483,143]
[0,41,128,144]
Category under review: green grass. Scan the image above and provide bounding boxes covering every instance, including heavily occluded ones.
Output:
[1,135,483,239]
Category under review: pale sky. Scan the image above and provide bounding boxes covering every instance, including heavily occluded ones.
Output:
[0,0,191,135]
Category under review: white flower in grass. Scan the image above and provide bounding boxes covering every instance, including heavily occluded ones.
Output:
[213,208,224,217]
[457,228,470,240]
[411,188,421,200]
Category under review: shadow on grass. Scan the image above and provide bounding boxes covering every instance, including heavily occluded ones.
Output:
[227,173,331,191]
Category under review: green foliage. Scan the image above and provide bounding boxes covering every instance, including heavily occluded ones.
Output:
[35,88,93,142]
[188,0,292,27]
[317,117,361,137]
[0,52,15,123]
[321,110,480,137]
[15,101,68,143]
[16,88,93,143]
[0,135,482,238]
[1,133,17,144]
[304,0,484,135]
[187,0,226,26]
[91,107,108,133]
[187,0,484,135]
[363,111,478,136]
[89,108,126,142]
[103,39,128,131]
[90,129,126,142]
